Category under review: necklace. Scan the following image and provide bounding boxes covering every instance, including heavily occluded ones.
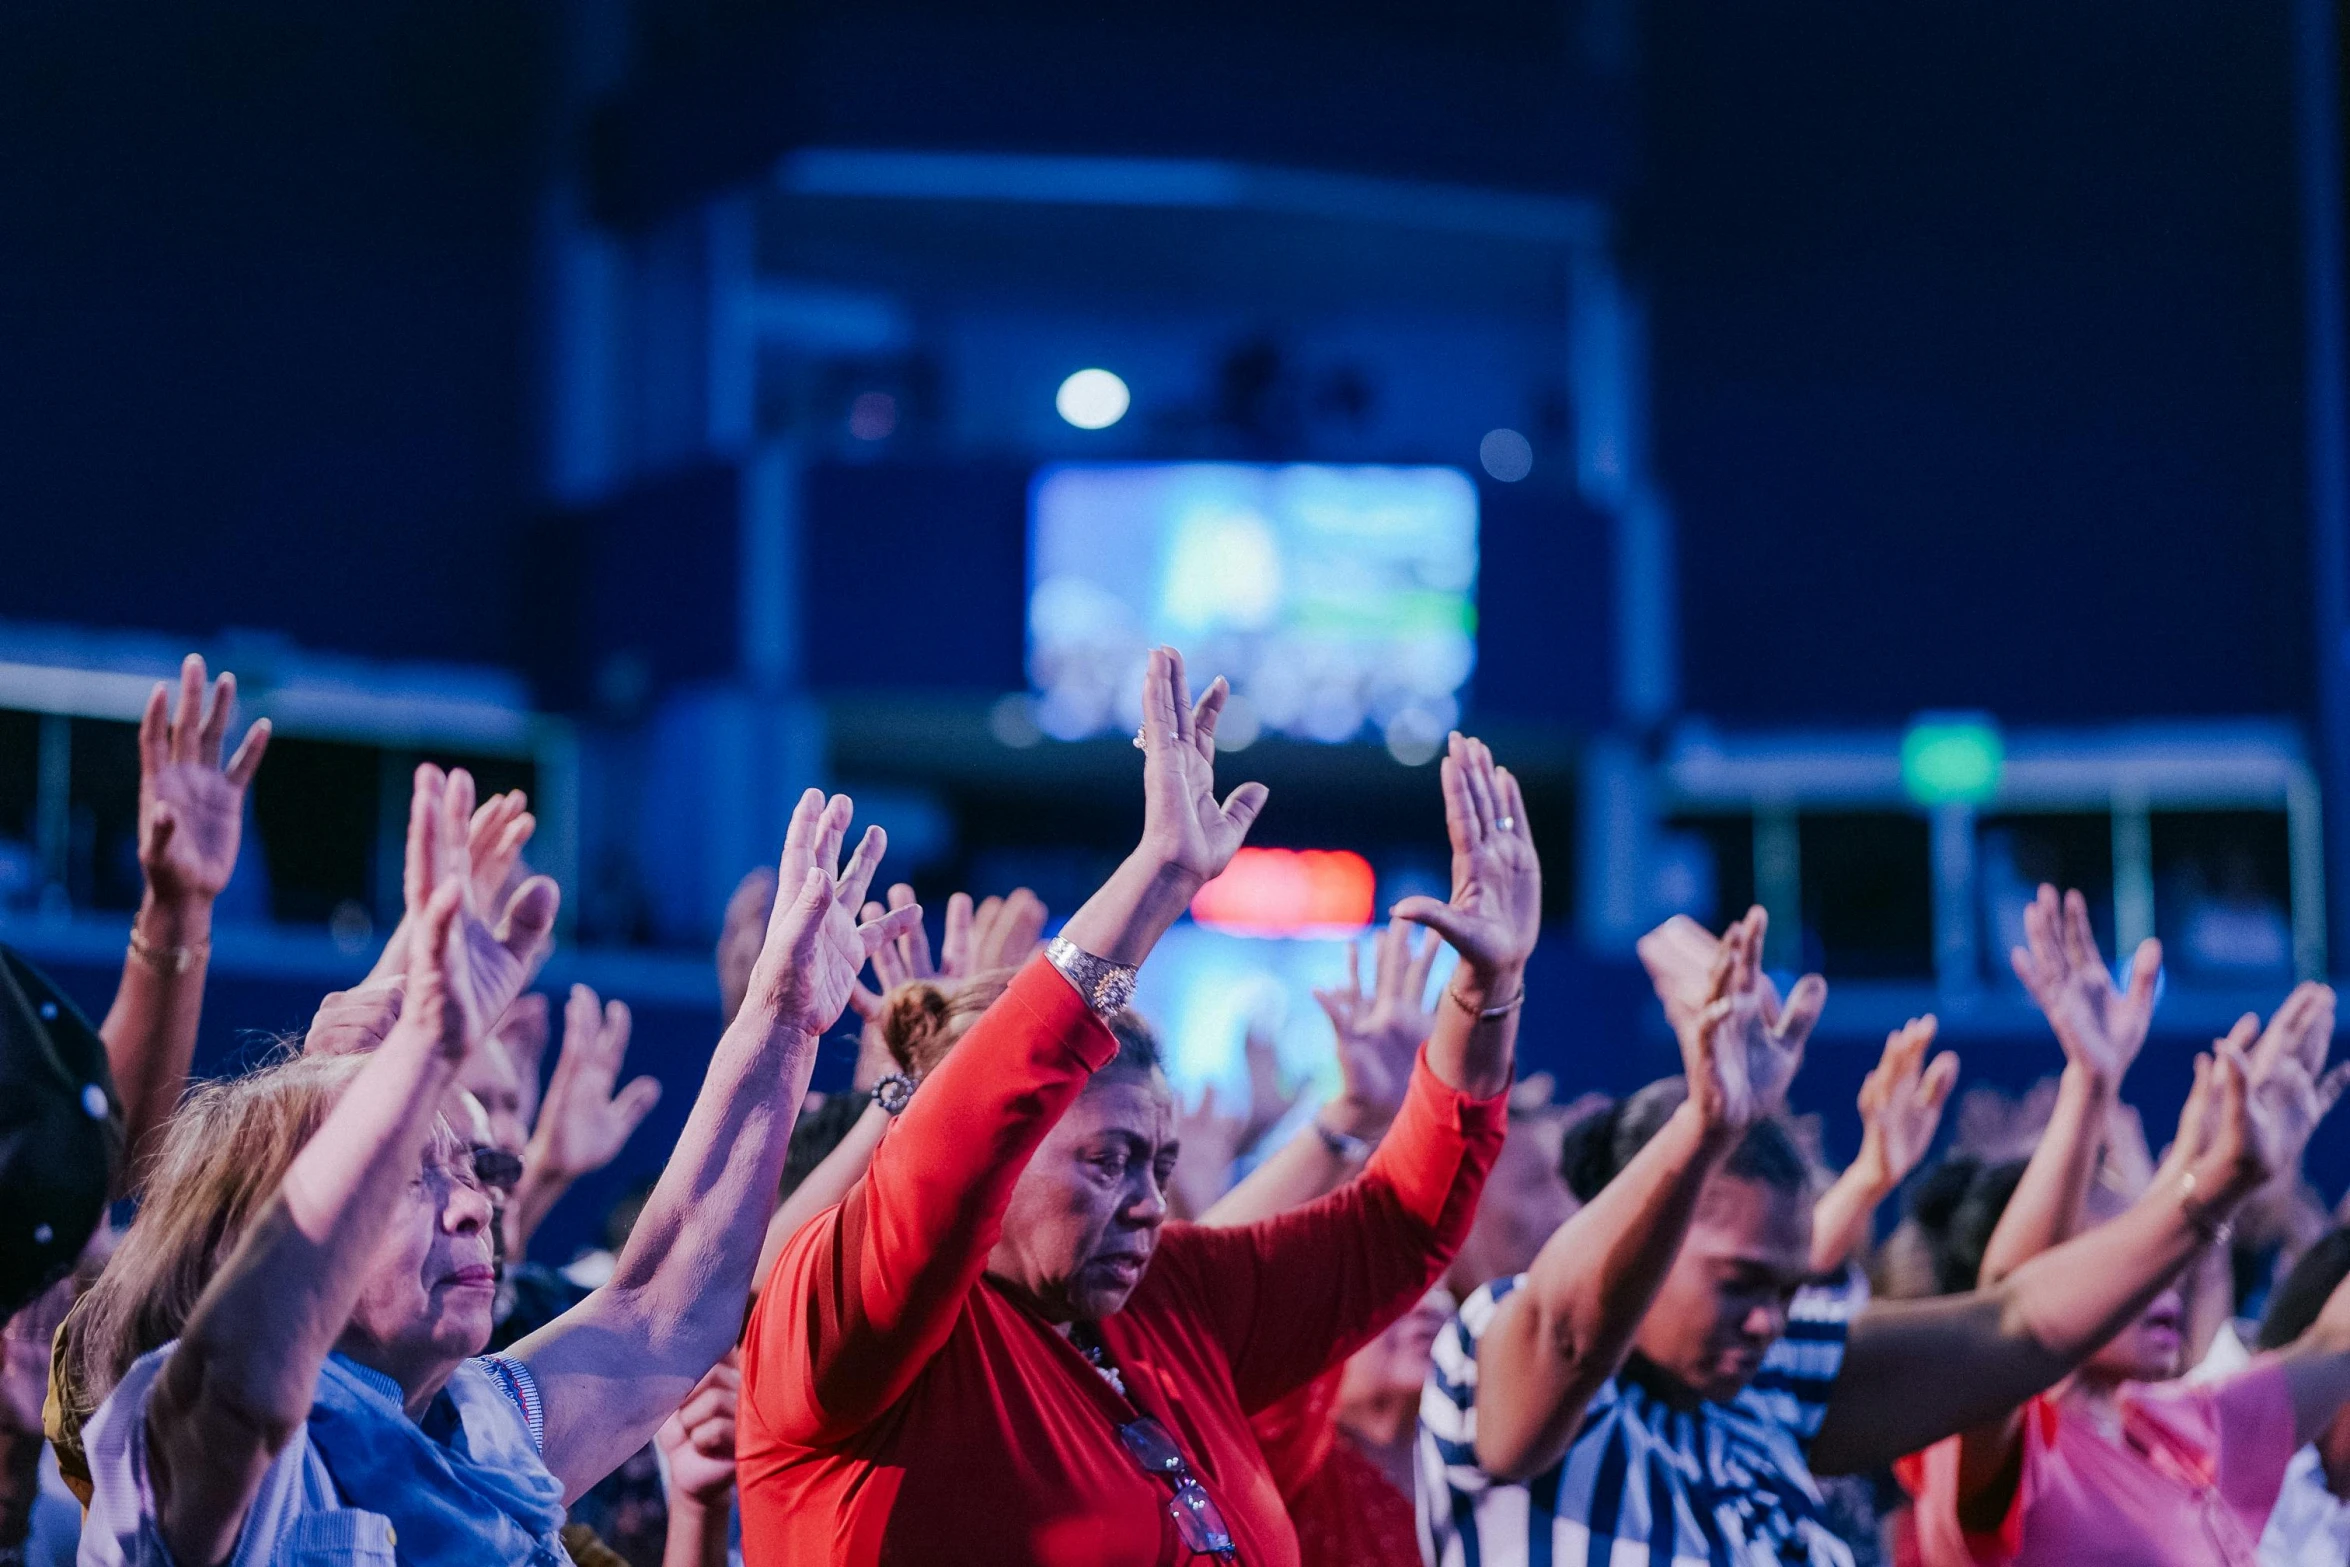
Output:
[1069,1323,1128,1399]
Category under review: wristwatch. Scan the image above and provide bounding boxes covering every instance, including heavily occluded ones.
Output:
[1044,936,1140,1018]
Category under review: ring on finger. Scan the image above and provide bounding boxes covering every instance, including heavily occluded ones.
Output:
[1496,815,1516,832]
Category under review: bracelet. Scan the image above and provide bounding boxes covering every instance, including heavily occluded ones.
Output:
[1044,936,1140,1019]
[128,927,209,975]
[2177,1170,2236,1249]
[872,1073,917,1116]
[1446,982,1524,1022]
[1314,1119,1376,1163]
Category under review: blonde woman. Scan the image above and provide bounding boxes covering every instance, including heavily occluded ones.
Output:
[62,771,916,1567]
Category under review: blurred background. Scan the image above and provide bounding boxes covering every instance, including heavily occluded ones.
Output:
[4,0,2345,1257]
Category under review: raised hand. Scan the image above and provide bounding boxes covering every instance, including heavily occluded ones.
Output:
[1677,908,1824,1131]
[526,984,662,1182]
[1239,1021,1300,1149]
[1390,733,1541,981]
[136,654,271,905]
[2163,1040,2276,1214]
[303,980,405,1056]
[2010,884,2160,1086]
[1136,646,1268,885]
[1853,1016,1960,1190]
[2229,984,2349,1185]
[466,790,537,924]
[743,788,924,1039]
[402,765,560,1052]
[654,1352,741,1509]
[848,884,1053,1020]
[1168,1082,1249,1219]
[1314,915,1444,1131]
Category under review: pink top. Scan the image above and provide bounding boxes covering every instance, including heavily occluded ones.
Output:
[1896,1360,2298,1567]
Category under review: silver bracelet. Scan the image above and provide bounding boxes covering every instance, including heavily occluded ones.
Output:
[1044,936,1140,1018]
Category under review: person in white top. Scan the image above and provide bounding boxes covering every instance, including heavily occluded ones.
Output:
[2253,1229,2350,1566]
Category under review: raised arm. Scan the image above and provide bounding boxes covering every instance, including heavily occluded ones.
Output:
[745,647,1267,1442]
[147,765,516,1567]
[101,656,269,1187]
[1808,1036,2285,1476]
[512,789,915,1498]
[1198,916,1439,1228]
[1473,907,1826,1482]
[1810,1016,1957,1274]
[1977,885,2159,1288]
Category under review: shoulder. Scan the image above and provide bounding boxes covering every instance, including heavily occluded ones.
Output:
[467,1354,547,1455]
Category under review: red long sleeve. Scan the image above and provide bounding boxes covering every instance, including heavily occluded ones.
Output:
[1133,1046,1508,1414]
[743,956,1116,1445]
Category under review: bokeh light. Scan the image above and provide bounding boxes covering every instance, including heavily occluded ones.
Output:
[1055,368,1131,429]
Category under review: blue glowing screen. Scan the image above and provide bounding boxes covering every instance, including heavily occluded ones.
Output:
[1026,462,1479,750]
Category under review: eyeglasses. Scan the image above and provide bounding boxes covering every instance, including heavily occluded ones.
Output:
[1115,1416,1236,1558]
[469,1147,525,1196]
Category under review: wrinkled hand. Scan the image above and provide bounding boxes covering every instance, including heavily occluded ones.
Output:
[526,984,661,1182]
[849,884,1049,1020]
[1676,907,1824,1131]
[1853,1015,1959,1190]
[1168,1083,1249,1219]
[654,1352,740,1508]
[402,765,560,1055]
[2010,884,2160,1086]
[1136,647,1268,885]
[1314,916,1442,1132]
[1389,733,1540,981]
[2230,984,2349,1184]
[304,980,406,1056]
[743,789,923,1039]
[136,654,271,905]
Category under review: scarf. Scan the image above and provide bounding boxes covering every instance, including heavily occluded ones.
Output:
[306,1353,569,1567]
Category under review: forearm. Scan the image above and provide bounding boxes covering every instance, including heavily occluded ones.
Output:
[753,1103,887,1290]
[1810,1160,1894,1276]
[1423,962,1520,1101]
[662,1496,732,1567]
[1477,1103,1730,1479]
[100,893,214,1186]
[160,1029,453,1447]
[1058,851,1199,966]
[1979,1062,2112,1287]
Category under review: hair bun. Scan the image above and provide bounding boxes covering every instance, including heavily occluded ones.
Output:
[880,982,954,1078]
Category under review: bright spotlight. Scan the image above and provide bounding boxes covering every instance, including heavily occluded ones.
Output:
[1056,368,1130,430]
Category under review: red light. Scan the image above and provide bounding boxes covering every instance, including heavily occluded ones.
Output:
[1190,848,1376,936]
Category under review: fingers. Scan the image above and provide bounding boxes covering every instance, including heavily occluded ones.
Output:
[812,795,852,879]
[146,803,177,862]
[940,892,974,976]
[223,719,272,789]
[1166,648,1195,747]
[197,672,235,765]
[1452,733,1498,839]
[612,1076,663,1134]
[858,902,925,956]
[1192,675,1229,762]
[1374,917,1405,1002]
[442,768,477,897]
[500,875,561,962]
[2124,938,2162,1014]
[1405,921,1442,1004]
[172,654,204,765]
[1219,781,1269,838]
[138,682,169,778]
[404,764,448,917]
[848,981,887,1021]
[866,903,913,991]
[2062,887,2099,973]
[1142,647,1182,749]
[1497,766,1531,839]
[1344,939,1363,1002]
[835,825,888,913]
[999,889,1048,963]
[777,788,825,873]
[1391,894,1470,954]
[1774,972,1829,1050]
[1920,1047,1961,1111]
[1436,753,1477,852]
[770,867,832,955]
[886,884,931,974]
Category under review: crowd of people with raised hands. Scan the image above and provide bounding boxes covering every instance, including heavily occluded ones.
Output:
[7,647,2350,1567]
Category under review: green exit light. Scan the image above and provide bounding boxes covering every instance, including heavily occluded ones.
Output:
[1902,716,2004,806]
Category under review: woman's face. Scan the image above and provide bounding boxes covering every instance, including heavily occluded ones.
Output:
[337,1130,499,1400]
[1633,1173,1812,1404]
[988,1065,1177,1324]
[2084,1286,2186,1382]
[1336,1287,1455,1446]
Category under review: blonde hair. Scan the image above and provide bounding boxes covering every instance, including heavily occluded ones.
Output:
[55,1051,369,1444]
[877,968,1017,1079]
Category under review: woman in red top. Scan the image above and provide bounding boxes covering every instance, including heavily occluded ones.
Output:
[737,648,1533,1565]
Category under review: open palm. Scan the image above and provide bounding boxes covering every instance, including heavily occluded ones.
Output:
[747,789,924,1039]
[2009,884,2159,1084]
[137,655,270,902]
[401,765,559,1054]
[1680,908,1824,1129]
[1390,733,1540,977]
[530,984,662,1180]
[1136,647,1267,885]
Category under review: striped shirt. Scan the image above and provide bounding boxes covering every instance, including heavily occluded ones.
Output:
[1418,1273,1863,1567]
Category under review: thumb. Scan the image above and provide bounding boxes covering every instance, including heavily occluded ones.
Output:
[612,1076,664,1135]
[2318,1061,2350,1118]
[1391,895,1471,953]
[1920,1050,1961,1111]
[146,802,178,859]
[2125,939,2162,1011]
[501,875,561,962]
[1220,781,1270,837]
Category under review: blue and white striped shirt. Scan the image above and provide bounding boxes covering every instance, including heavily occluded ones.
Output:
[1417,1274,1863,1567]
